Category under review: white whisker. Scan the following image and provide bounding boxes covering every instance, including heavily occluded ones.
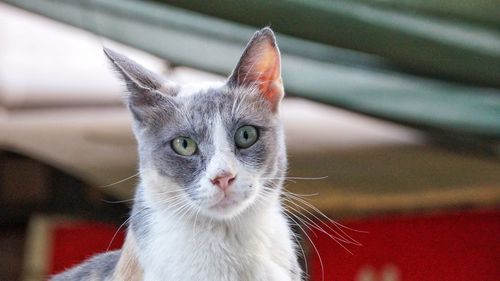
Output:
[107,216,131,251]
[102,198,134,204]
[286,210,325,281]
[100,172,139,188]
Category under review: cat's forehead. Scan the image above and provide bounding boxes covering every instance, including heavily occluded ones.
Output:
[176,83,233,120]
[151,82,277,140]
[174,83,272,121]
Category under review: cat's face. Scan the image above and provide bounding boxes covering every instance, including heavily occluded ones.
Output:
[140,85,285,219]
[105,28,286,220]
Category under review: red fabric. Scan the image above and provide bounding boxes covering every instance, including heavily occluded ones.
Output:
[309,209,500,281]
[49,221,125,274]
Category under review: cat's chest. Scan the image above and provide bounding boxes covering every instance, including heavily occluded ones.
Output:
[139,213,293,281]
[142,241,289,281]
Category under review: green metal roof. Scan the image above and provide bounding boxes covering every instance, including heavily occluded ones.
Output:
[3,0,500,143]
[159,0,500,88]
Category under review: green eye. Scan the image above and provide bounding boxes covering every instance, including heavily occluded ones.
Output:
[171,137,197,156]
[235,125,258,148]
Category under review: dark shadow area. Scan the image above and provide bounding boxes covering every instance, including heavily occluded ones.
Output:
[0,150,129,280]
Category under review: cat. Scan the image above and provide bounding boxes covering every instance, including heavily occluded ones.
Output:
[51,27,303,281]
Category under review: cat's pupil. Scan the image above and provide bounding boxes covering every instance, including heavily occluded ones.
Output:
[182,139,188,149]
[243,131,249,140]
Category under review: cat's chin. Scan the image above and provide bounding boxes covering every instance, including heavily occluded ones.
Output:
[209,196,238,209]
[201,195,254,220]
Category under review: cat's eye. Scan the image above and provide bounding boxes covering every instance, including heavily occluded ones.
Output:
[235,125,258,148]
[171,137,197,156]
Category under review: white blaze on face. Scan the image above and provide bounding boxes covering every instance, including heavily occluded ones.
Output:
[206,116,237,179]
[195,114,260,219]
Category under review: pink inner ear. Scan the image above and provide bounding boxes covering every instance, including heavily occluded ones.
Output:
[242,41,284,110]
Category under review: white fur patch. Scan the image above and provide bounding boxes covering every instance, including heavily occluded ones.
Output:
[140,199,297,281]
[207,116,237,177]
[196,116,258,219]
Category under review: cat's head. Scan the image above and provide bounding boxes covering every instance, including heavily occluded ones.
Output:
[105,28,286,220]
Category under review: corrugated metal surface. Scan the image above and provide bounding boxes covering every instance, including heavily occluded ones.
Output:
[2,0,500,143]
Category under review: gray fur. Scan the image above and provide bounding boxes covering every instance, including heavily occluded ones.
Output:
[103,47,178,124]
[50,251,120,281]
[103,48,164,91]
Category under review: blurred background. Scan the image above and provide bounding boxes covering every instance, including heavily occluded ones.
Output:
[0,0,499,280]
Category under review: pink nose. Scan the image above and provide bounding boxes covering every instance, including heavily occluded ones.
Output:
[210,172,236,191]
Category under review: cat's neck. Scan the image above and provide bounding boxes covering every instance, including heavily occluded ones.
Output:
[127,184,296,281]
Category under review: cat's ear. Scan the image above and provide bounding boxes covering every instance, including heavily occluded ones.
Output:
[228,28,284,112]
[103,47,176,122]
